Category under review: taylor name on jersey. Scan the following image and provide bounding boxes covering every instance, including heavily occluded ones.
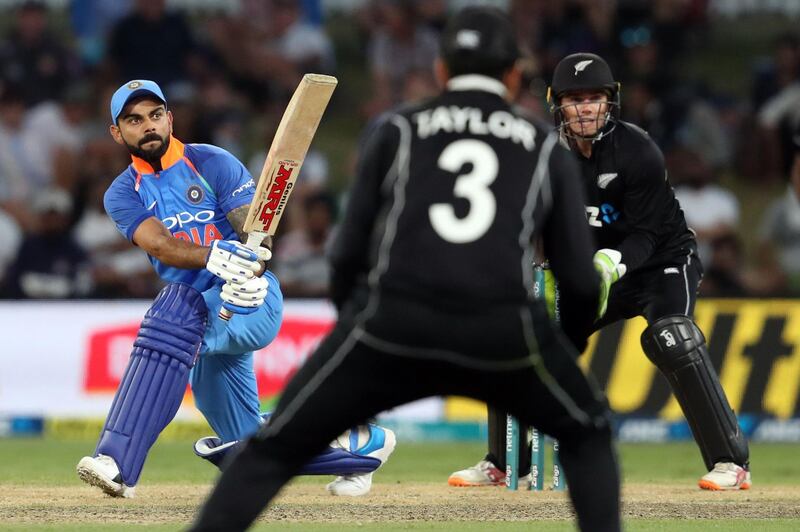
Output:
[414,105,536,151]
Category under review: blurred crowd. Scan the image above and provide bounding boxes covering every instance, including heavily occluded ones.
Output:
[2,0,800,300]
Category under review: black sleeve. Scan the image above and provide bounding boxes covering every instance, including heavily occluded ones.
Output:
[616,141,667,272]
[793,121,800,153]
[328,116,399,309]
[542,140,600,351]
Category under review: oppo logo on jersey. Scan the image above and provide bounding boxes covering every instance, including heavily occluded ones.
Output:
[162,209,216,229]
[414,106,536,151]
[162,209,224,246]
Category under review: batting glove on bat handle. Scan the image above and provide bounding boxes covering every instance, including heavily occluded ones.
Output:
[593,248,626,320]
[217,233,270,321]
[206,240,261,284]
[218,275,269,321]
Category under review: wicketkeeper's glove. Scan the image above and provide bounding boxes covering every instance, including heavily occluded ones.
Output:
[593,248,626,320]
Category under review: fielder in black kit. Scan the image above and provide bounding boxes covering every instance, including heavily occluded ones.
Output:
[450,52,751,492]
[192,9,621,532]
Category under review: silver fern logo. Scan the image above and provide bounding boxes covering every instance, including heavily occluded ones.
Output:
[597,173,618,189]
[574,60,594,75]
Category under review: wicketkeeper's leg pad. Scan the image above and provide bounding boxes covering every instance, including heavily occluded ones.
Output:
[641,314,749,469]
[195,424,394,475]
[96,283,208,485]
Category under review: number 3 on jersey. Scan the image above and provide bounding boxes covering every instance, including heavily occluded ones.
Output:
[429,139,498,244]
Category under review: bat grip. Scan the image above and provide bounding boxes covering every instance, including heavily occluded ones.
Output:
[218,306,234,322]
[217,232,268,322]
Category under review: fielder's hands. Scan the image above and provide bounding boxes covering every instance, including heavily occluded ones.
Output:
[220,275,269,315]
[206,240,261,283]
[593,248,626,319]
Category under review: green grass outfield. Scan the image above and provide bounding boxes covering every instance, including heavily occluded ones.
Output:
[1,438,799,531]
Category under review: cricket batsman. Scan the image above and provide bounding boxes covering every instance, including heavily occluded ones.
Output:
[76,80,394,498]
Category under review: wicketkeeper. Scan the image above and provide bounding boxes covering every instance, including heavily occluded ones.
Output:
[450,52,751,492]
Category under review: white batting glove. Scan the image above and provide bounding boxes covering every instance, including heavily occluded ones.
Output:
[256,246,272,262]
[220,275,269,315]
[206,240,261,284]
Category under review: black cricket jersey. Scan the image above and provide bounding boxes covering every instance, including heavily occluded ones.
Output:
[330,75,599,337]
[569,120,695,272]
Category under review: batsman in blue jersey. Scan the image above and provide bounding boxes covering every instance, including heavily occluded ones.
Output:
[76,80,395,499]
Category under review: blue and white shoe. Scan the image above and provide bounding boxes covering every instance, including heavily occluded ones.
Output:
[194,423,396,476]
[326,424,396,496]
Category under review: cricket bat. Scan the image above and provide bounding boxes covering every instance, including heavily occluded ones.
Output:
[220,73,338,320]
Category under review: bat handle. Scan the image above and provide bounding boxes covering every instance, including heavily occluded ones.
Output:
[217,232,268,322]
[218,306,235,322]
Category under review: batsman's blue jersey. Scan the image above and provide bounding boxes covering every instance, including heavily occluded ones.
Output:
[104,137,255,290]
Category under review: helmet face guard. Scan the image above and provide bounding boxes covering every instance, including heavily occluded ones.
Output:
[550,89,620,142]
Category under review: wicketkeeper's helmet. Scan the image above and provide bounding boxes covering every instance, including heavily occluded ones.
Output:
[547,53,621,141]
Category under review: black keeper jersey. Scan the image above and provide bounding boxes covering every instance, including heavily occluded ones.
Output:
[569,120,695,272]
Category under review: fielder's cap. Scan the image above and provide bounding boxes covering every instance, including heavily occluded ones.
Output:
[110,79,167,123]
[550,53,617,98]
[440,6,519,76]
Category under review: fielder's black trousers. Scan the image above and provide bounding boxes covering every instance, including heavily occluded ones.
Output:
[191,293,621,532]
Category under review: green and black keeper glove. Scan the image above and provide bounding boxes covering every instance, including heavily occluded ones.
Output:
[542,267,558,322]
[593,249,626,319]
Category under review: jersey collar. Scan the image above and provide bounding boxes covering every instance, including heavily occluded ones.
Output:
[130,136,185,175]
[446,75,507,98]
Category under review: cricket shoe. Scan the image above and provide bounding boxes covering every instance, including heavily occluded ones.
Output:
[325,424,396,497]
[326,473,373,496]
[448,460,506,487]
[698,462,751,491]
[76,454,135,498]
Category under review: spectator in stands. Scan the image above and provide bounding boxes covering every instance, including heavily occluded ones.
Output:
[2,187,92,299]
[259,0,335,92]
[0,1,78,106]
[415,0,446,34]
[0,81,84,226]
[751,33,800,112]
[192,77,247,159]
[69,0,132,67]
[0,207,22,293]
[530,0,616,78]
[205,0,334,105]
[623,77,730,169]
[672,148,740,266]
[617,25,675,99]
[0,83,31,216]
[73,179,159,298]
[271,191,337,298]
[106,0,199,87]
[755,78,800,183]
[699,234,751,297]
[364,0,438,116]
[747,33,800,183]
[754,185,800,295]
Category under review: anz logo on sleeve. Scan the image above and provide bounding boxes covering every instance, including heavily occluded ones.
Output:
[586,203,620,227]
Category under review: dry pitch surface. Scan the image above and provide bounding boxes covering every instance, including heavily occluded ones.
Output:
[2,482,799,526]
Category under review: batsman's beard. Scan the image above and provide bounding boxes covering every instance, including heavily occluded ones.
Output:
[127,133,170,164]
